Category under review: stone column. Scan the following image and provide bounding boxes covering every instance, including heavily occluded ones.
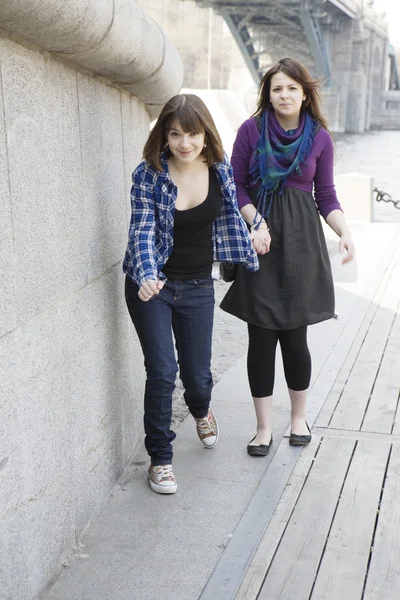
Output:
[326,17,355,132]
[346,19,369,133]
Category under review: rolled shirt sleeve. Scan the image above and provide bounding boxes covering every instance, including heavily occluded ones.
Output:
[125,166,159,287]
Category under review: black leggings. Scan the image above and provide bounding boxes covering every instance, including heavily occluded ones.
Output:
[247,324,311,397]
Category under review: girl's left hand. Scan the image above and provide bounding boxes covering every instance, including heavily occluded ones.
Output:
[339,234,355,264]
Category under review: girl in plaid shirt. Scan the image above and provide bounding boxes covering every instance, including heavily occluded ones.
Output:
[123,94,258,494]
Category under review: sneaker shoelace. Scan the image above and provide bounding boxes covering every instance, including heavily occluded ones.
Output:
[153,465,175,482]
[196,413,215,436]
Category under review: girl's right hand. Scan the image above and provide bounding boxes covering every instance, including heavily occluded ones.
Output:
[138,280,165,302]
[251,226,271,255]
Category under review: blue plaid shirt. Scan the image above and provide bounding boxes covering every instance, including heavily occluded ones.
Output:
[123,154,259,286]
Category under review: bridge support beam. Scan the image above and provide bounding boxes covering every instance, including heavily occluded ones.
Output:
[200,0,390,133]
[300,10,331,85]
[220,9,262,85]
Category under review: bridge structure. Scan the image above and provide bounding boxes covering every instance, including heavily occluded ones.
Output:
[197,0,400,132]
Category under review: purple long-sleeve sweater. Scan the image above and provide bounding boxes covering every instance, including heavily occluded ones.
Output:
[231,117,342,220]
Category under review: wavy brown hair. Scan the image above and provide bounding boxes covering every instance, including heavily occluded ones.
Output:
[253,57,330,132]
[143,94,225,171]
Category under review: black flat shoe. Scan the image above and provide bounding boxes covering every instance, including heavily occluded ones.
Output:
[247,435,273,456]
[289,422,312,446]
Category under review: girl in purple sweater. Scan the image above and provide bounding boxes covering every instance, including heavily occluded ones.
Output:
[220,58,355,456]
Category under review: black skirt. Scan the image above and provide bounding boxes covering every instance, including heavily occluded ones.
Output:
[220,186,335,330]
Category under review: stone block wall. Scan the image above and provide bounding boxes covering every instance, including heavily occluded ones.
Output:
[371,90,400,129]
[0,2,183,599]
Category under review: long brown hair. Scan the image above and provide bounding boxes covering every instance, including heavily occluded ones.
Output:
[143,94,225,171]
[253,57,330,132]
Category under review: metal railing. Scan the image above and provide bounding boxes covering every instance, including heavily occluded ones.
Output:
[373,187,400,210]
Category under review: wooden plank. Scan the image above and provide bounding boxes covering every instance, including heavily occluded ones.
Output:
[385,309,400,436]
[315,235,400,429]
[311,441,389,599]
[329,257,400,432]
[314,426,400,446]
[362,309,400,434]
[315,306,379,429]
[364,444,400,599]
[328,310,389,430]
[235,436,321,600]
[257,437,355,600]
[312,230,400,430]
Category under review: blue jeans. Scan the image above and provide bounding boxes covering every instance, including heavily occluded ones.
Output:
[125,276,215,465]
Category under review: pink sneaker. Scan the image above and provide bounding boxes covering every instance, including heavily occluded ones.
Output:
[148,465,177,494]
[194,408,219,448]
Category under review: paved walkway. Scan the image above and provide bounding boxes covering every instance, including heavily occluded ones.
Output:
[41,222,400,600]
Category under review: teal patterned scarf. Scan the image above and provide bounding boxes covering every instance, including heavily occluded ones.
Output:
[249,110,316,227]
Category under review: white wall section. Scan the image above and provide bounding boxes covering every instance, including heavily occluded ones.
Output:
[0,3,183,599]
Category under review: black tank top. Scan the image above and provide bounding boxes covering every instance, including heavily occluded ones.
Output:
[162,168,222,279]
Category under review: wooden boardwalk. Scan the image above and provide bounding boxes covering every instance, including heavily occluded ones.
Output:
[234,241,400,600]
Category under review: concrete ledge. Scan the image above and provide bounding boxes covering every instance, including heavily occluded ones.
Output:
[371,92,400,130]
[335,172,374,221]
[370,117,400,130]
[0,0,183,110]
